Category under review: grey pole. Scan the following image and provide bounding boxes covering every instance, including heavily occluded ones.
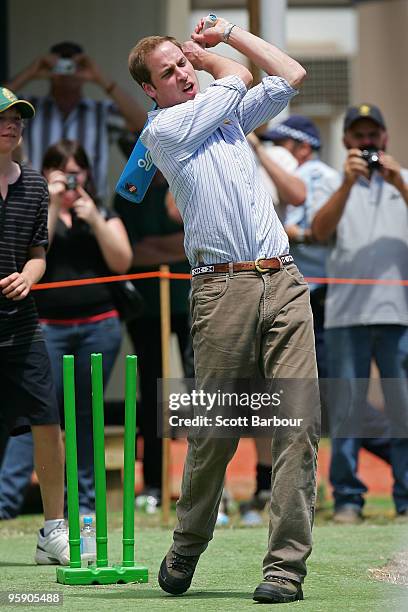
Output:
[260,0,289,119]
[260,0,287,50]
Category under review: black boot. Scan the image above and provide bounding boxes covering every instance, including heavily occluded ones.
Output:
[253,576,304,604]
[158,547,200,595]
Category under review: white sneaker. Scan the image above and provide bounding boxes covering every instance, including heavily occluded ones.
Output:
[35,520,70,566]
[216,511,229,526]
[241,509,263,526]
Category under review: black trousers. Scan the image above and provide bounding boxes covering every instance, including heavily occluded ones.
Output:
[126,314,192,490]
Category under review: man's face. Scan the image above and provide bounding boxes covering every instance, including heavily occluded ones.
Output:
[142,41,199,108]
[273,138,311,164]
[343,118,387,151]
[273,138,295,154]
[51,74,82,91]
[0,108,23,155]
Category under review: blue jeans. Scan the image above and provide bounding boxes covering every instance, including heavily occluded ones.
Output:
[0,317,122,517]
[326,325,408,513]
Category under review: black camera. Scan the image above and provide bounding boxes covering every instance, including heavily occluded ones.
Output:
[66,174,78,190]
[360,147,381,173]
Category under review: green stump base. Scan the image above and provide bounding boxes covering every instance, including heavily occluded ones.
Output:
[56,564,148,585]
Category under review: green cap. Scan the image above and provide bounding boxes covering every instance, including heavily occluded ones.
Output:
[0,87,35,119]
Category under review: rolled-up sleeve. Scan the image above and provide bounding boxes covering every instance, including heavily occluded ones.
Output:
[236,76,298,136]
[142,75,248,162]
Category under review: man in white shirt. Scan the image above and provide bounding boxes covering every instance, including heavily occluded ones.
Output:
[312,104,408,524]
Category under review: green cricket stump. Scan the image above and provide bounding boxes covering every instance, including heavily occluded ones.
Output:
[57,354,148,585]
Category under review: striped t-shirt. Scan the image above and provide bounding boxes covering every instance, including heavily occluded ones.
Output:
[24,96,121,199]
[142,75,297,266]
[0,165,48,347]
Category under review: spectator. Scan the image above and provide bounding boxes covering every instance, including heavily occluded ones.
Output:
[248,129,301,222]
[0,139,132,518]
[0,88,69,564]
[258,116,336,375]
[114,155,192,509]
[235,127,301,526]
[242,115,392,524]
[312,104,408,523]
[5,41,146,198]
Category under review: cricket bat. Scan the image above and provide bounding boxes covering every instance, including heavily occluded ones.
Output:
[115,14,218,204]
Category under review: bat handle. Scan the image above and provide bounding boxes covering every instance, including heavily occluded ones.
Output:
[200,13,218,48]
[203,13,218,30]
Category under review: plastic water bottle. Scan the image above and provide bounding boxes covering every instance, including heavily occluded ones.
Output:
[80,516,96,564]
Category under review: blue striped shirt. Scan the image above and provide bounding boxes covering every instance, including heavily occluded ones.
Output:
[285,158,338,289]
[141,75,297,266]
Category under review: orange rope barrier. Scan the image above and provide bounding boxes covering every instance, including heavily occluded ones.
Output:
[31,271,408,291]
[304,277,408,286]
[31,271,191,290]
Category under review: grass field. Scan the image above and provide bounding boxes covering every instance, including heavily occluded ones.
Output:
[1,503,408,612]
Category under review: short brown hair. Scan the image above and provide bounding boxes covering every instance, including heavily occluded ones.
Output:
[128,36,183,86]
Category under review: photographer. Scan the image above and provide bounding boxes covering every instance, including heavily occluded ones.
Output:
[0,139,132,518]
[312,104,408,523]
[4,41,146,198]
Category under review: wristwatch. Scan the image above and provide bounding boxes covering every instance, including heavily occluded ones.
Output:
[223,23,236,43]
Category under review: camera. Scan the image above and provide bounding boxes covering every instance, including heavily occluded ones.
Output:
[360,147,381,173]
[53,58,76,75]
[66,174,78,190]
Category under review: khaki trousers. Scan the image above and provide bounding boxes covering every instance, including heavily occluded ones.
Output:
[173,264,320,583]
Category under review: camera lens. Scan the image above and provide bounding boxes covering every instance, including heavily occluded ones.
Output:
[66,174,77,190]
[360,147,381,171]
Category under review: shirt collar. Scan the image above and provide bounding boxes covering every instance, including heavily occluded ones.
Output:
[148,107,162,119]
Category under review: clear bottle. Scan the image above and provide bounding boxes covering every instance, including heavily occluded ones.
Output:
[80,516,96,565]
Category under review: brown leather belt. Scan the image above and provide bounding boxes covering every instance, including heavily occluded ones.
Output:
[191,254,294,277]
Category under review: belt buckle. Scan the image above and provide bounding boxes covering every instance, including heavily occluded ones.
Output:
[254,258,269,273]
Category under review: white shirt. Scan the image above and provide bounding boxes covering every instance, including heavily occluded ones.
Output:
[257,144,298,220]
[286,158,338,288]
[313,169,408,328]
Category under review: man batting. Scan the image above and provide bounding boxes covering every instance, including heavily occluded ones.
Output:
[128,13,320,604]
